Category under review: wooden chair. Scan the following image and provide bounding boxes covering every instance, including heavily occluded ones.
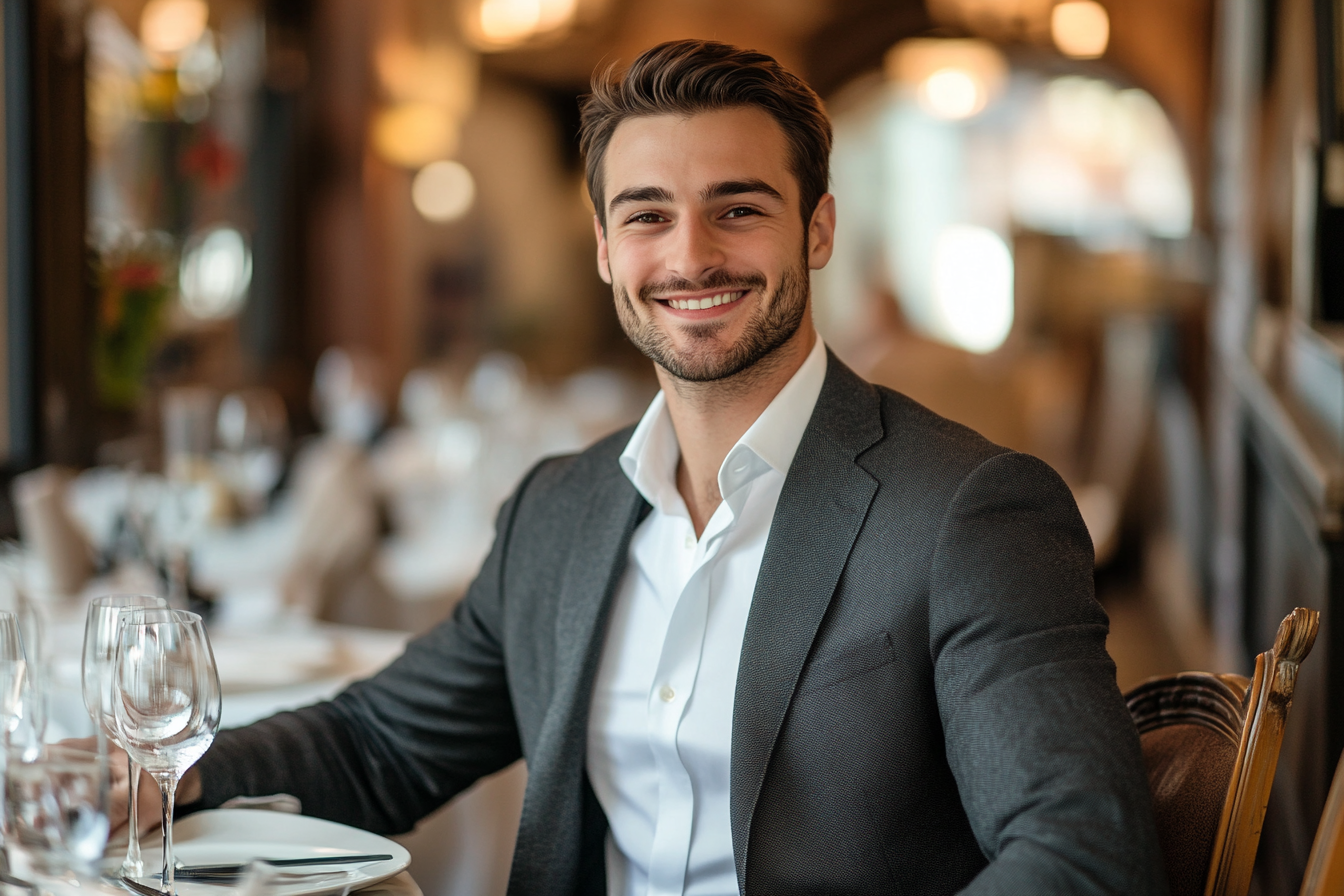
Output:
[1298,750,1344,896]
[1124,607,1319,896]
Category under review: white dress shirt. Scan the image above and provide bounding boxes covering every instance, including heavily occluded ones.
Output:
[586,337,828,896]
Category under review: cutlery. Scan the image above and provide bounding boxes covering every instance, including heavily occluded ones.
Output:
[120,876,168,896]
[174,854,394,876]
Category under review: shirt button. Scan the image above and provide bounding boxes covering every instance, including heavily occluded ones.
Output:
[659,685,676,703]
[684,533,694,549]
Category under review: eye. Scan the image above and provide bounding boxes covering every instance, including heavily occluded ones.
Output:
[628,211,667,225]
[723,206,761,219]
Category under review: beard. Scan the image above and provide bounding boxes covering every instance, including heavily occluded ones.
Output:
[612,261,810,383]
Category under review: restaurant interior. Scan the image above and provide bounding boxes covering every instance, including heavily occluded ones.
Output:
[1,0,1342,893]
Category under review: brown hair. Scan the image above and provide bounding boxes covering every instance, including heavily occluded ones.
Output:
[579,40,832,230]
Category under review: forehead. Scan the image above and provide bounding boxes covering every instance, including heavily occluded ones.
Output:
[603,107,794,199]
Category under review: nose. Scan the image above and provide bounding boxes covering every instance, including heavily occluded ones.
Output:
[665,215,725,283]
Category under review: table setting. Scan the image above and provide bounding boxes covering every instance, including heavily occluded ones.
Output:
[0,598,418,896]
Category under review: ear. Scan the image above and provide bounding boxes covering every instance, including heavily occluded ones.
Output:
[806,193,837,271]
[594,214,612,284]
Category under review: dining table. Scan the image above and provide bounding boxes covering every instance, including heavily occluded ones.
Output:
[37,592,523,896]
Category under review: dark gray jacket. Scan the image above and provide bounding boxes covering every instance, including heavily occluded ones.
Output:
[195,353,1167,896]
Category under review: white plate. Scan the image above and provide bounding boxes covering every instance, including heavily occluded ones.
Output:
[137,809,411,896]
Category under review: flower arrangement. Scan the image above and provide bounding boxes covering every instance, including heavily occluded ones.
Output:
[95,238,174,409]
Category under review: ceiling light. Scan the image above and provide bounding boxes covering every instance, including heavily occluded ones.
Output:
[1052,1,1110,59]
[886,39,1007,122]
[922,68,985,120]
[480,0,541,43]
[469,0,578,50]
[412,161,476,222]
[140,0,209,60]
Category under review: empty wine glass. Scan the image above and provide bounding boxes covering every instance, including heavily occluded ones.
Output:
[0,611,44,758]
[81,594,167,877]
[0,612,26,727]
[112,609,219,895]
[3,742,110,889]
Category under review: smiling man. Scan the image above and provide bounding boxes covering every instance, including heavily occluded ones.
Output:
[117,40,1165,896]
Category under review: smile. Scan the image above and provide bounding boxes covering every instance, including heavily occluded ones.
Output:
[660,290,747,311]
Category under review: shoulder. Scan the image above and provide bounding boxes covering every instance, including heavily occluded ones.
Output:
[848,377,1016,500]
[823,366,1078,536]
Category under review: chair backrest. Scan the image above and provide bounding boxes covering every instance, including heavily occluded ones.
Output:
[1125,607,1319,896]
[1298,750,1344,896]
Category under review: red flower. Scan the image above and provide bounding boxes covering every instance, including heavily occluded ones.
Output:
[115,262,163,290]
[181,127,241,191]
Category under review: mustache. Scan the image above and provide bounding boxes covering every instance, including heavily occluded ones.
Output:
[638,271,768,303]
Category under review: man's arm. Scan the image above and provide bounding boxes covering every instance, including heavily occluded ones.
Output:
[929,451,1167,896]
[180,467,539,835]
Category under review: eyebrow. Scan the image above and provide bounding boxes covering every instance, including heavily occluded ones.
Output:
[700,179,784,203]
[606,178,786,215]
[608,186,674,213]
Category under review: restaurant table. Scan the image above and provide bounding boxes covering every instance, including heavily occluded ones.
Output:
[42,601,522,896]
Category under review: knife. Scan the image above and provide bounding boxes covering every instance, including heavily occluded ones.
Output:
[172,854,394,878]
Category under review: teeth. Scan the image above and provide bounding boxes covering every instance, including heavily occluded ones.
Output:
[668,291,742,311]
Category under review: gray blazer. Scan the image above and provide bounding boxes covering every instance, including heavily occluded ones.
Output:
[195,353,1167,896]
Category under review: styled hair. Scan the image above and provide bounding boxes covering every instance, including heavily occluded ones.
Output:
[579,40,832,230]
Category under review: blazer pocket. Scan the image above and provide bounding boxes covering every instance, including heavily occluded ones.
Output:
[796,631,896,693]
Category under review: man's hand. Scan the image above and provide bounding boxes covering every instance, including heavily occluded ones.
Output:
[61,738,203,837]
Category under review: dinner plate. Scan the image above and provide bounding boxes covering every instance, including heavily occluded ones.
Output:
[210,632,341,692]
[136,809,412,896]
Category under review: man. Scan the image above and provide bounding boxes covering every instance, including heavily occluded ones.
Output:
[121,40,1165,896]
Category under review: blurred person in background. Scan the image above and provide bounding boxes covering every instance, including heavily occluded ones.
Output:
[103,40,1164,896]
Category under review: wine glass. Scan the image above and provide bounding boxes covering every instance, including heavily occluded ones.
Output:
[0,612,26,726]
[81,594,168,876]
[112,609,220,895]
[0,611,44,758]
[3,742,111,889]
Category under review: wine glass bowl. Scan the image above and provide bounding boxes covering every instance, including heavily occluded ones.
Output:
[81,593,167,877]
[112,608,220,895]
[82,595,168,736]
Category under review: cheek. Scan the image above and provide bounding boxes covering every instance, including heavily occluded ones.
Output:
[607,238,660,281]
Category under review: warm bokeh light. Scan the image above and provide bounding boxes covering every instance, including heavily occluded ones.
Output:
[139,0,209,60]
[481,0,541,43]
[932,225,1014,354]
[886,39,1007,122]
[373,103,460,169]
[412,161,477,222]
[180,226,252,320]
[922,68,985,120]
[375,40,478,118]
[1052,0,1110,59]
[471,0,580,49]
[536,0,580,30]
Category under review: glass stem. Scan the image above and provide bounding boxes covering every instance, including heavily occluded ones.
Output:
[125,757,144,875]
[159,775,179,895]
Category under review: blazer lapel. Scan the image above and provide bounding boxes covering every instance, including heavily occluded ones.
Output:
[730,354,882,892]
[512,469,648,896]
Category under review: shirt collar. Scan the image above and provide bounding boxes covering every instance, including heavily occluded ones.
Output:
[619,337,829,517]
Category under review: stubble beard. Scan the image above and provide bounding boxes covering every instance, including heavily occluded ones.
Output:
[613,260,810,384]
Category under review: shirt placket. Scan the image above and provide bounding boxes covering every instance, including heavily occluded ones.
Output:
[644,514,730,896]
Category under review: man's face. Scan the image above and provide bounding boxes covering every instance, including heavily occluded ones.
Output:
[594,108,835,383]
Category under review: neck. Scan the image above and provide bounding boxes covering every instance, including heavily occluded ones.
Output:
[660,324,817,536]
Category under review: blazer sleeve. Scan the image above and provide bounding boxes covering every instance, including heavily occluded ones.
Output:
[189,466,535,835]
[928,451,1168,896]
